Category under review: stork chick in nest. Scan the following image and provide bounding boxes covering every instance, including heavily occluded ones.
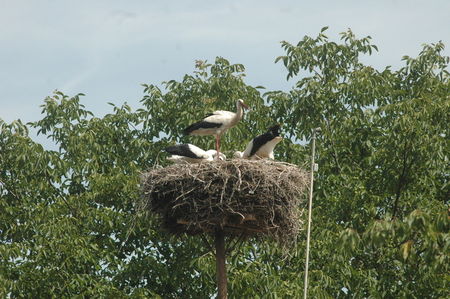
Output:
[234,124,283,160]
[165,144,226,163]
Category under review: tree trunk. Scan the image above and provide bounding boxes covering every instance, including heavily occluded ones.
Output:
[215,228,227,299]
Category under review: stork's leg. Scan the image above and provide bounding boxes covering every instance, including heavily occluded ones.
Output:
[215,135,220,160]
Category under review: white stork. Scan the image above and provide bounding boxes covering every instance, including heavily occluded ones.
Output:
[234,125,283,160]
[183,99,249,159]
[165,144,226,163]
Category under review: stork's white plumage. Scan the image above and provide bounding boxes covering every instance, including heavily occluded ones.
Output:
[183,99,249,159]
[165,144,226,163]
[235,125,283,160]
[233,151,244,158]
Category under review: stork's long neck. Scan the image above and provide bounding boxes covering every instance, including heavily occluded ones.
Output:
[234,102,244,121]
[228,101,245,128]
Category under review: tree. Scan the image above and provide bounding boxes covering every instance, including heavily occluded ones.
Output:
[1,29,448,298]
[270,28,449,298]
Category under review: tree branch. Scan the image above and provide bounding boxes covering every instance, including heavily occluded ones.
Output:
[0,178,19,199]
[325,119,342,173]
[392,138,411,219]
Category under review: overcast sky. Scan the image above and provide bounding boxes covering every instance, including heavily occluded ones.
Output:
[1,0,449,124]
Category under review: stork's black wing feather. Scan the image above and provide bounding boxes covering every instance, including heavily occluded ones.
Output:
[183,120,222,135]
[164,144,201,159]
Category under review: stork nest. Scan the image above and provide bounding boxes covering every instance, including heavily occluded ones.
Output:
[140,159,309,244]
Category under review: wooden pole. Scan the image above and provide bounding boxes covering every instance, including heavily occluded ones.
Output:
[215,228,227,299]
[303,127,319,299]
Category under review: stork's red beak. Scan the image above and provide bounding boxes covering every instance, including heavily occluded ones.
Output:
[241,102,249,110]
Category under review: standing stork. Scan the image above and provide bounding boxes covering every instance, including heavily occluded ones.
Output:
[165,144,226,164]
[183,99,249,159]
[234,124,283,160]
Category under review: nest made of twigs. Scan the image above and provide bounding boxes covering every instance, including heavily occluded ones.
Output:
[140,159,309,244]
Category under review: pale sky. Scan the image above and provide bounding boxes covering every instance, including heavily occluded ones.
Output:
[1,0,449,124]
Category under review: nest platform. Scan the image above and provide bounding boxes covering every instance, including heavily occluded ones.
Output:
[141,159,309,243]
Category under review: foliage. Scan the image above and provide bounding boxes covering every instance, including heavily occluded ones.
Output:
[270,28,449,298]
[1,29,449,298]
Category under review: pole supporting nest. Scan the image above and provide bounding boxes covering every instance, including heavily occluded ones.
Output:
[215,228,227,299]
[303,127,320,299]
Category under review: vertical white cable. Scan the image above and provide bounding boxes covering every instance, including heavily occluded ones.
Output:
[303,127,319,299]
